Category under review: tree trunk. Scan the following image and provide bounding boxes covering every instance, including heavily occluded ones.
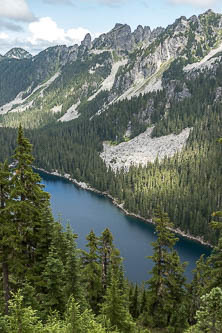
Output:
[2,258,10,314]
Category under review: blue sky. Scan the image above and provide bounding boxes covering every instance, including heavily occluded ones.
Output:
[0,0,221,55]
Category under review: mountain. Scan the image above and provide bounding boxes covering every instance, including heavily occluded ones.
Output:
[4,47,32,60]
[0,9,221,243]
[1,9,222,126]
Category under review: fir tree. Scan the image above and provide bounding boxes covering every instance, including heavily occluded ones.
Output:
[100,269,135,333]
[186,287,222,333]
[10,125,53,285]
[99,228,114,291]
[145,208,188,332]
[0,161,11,314]
[81,230,102,313]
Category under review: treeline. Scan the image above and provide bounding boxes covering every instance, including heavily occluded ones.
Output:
[0,129,222,332]
[0,62,222,243]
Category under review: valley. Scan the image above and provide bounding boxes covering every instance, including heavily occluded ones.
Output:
[0,5,222,332]
[0,9,221,244]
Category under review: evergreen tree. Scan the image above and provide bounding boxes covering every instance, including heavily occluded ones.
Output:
[9,125,53,286]
[100,269,135,333]
[4,290,43,333]
[186,287,222,333]
[81,230,102,313]
[63,225,85,309]
[42,225,65,314]
[0,161,11,314]
[129,284,140,319]
[99,228,114,291]
[145,208,188,332]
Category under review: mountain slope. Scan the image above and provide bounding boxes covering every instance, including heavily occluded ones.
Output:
[0,9,221,243]
[5,47,32,60]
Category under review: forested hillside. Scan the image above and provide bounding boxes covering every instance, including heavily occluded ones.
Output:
[0,9,222,244]
[0,130,222,332]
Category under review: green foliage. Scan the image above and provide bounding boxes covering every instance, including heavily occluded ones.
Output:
[0,125,221,333]
[100,270,135,333]
[3,291,43,333]
[144,208,188,332]
[186,287,222,333]
[81,230,102,313]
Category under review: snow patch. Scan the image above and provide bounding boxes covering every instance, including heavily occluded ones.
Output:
[58,101,80,122]
[100,127,191,171]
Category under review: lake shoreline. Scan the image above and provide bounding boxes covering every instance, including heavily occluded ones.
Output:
[35,167,213,248]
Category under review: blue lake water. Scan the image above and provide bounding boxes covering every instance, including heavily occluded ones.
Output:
[38,170,211,283]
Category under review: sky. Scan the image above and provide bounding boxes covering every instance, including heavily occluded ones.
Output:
[0,0,221,55]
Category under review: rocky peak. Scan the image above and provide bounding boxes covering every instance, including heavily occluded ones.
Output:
[132,25,152,44]
[5,47,32,60]
[203,9,214,15]
[68,44,79,62]
[150,27,165,41]
[81,33,92,49]
[174,16,188,33]
[143,26,152,43]
[93,23,134,52]
[133,25,144,43]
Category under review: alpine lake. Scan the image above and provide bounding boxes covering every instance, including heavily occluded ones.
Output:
[38,170,211,283]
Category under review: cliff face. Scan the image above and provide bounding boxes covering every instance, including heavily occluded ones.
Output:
[1,9,222,130]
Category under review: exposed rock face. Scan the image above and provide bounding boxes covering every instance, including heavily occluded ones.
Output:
[93,23,134,51]
[100,127,191,172]
[1,9,222,129]
[68,44,79,62]
[150,26,165,41]
[133,25,144,43]
[81,33,92,49]
[92,23,163,53]
[5,47,32,60]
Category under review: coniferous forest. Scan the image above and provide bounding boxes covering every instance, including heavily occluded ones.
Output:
[0,127,222,332]
[0,66,221,245]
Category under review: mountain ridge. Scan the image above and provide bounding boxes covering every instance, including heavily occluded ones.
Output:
[0,9,221,244]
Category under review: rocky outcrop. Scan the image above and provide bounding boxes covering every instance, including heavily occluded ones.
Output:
[100,127,191,172]
[93,23,134,51]
[81,33,92,49]
[5,48,32,60]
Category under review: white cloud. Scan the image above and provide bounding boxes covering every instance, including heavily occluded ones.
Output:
[0,32,8,40]
[28,17,91,46]
[170,0,217,7]
[0,0,34,22]
[28,17,65,45]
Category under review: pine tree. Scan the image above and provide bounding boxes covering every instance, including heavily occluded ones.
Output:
[63,225,85,310]
[42,225,65,314]
[81,230,102,313]
[129,284,140,319]
[145,208,188,332]
[0,161,12,314]
[4,290,43,333]
[100,269,135,333]
[99,228,114,291]
[0,126,54,312]
[9,125,53,286]
[186,287,222,333]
